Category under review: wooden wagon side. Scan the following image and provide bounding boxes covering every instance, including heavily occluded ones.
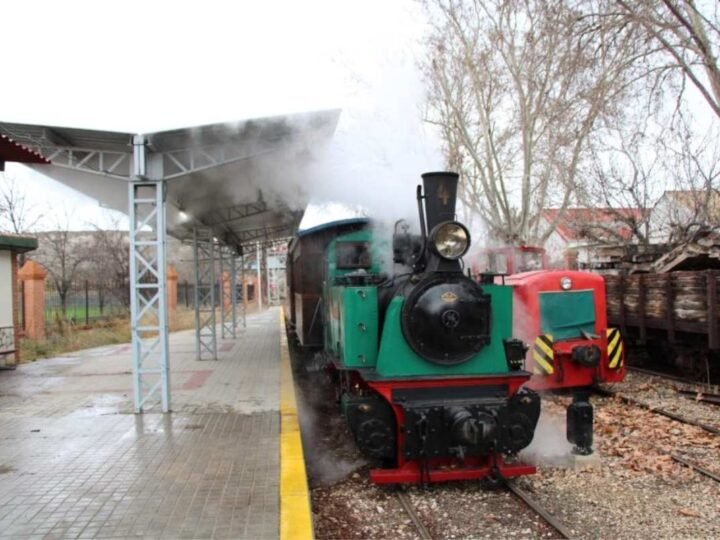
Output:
[605,270,720,350]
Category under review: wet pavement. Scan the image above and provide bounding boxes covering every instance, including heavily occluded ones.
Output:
[0,309,281,539]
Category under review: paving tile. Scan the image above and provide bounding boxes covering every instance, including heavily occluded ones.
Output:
[0,309,282,539]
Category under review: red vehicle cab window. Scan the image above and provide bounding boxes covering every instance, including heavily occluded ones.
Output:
[473,246,547,276]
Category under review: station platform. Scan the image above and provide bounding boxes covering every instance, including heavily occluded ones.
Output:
[0,307,310,539]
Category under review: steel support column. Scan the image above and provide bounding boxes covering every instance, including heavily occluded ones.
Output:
[129,135,170,413]
[231,254,239,333]
[193,228,217,360]
[239,252,247,328]
[219,247,237,339]
[256,241,263,311]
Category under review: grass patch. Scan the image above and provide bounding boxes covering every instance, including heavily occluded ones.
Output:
[20,319,131,362]
[20,308,199,363]
[44,305,127,323]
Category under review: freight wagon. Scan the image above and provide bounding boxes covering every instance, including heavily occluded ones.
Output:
[605,270,720,380]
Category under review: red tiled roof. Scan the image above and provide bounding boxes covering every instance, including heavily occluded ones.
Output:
[542,208,646,241]
[0,134,50,165]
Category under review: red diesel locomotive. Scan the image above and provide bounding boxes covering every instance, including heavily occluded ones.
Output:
[507,270,625,390]
[510,269,626,455]
[473,247,626,455]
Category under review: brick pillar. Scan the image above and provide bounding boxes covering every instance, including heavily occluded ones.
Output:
[243,275,257,310]
[243,278,248,311]
[18,261,47,340]
[222,271,232,312]
[167,265,178,331]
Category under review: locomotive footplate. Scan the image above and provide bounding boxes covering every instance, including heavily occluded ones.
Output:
[393,386,540,461]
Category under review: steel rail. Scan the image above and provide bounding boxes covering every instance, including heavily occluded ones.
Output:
[670,453,720,484]
[595,387,720,436]
[675,389,720,406]
[627,366,718,390]
[595,385,720,485]
[396,491,433,540]
[505,481,573,539]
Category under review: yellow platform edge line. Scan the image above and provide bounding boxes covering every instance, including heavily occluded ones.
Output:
[279,310,314,540]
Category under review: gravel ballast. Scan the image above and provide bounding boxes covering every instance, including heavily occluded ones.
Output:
[293,349,720,539]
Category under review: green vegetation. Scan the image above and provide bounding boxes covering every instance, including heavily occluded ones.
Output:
[44,305,127,325]
[20,318,131,362]
[20,308,198,363]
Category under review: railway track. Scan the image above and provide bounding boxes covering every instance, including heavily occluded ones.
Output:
[595,386,720,436]
[675,388,720,406]
[597,382,720,485]
[505,481,573,539]
[396,491,433,540]
[396,482,574,540]
[627,366,720,406]
[627,366,719,391]
[668,452,720,484]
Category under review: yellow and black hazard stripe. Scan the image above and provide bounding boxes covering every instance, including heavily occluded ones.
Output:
[532,334,554,375]
[607,327,624,369]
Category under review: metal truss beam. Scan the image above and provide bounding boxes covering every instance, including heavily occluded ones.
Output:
[200,200,268,227]
[129,139,170,413]
[193,228,217,360]
[234,223,297,245]
[42,141,272,183]
[159,144,274,180]
[46,147,132,180]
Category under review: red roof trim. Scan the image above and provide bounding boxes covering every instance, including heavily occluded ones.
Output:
[542,207,645,241]
[0,134,50,164]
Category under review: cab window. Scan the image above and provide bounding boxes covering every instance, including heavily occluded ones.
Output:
[489,253,508,274]
[336,241,371,269]
[517,251,543,272]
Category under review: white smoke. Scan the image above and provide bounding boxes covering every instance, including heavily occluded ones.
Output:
[520,408,574,467]
[304,56,443,225]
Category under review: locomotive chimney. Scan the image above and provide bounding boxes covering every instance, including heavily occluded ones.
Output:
[421,171,459,231]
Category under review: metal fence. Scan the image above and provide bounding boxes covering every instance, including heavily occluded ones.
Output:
[42,280,130,327]
[177,282,250,309]
[17,279,259,334]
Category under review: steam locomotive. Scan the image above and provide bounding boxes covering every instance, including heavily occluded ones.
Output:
[288,172,541,484]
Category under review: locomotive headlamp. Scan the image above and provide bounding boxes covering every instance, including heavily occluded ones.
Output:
[430,221,470,260]
[560,276,572,290]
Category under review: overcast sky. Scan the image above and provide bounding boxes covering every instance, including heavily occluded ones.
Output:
[1,0,439,230]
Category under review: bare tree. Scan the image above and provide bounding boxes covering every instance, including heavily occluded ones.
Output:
[579,126,660,245]
[582,111,720,245]
[606,0,720,119]
[0,173,43,234]
[86,219,130,309]
[656,117,720,242]
[423,0,642,244]
[32,210,90,315]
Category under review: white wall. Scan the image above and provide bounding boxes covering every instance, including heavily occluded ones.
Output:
[543,229,568,266]
[0,251,12,328]
[648,195,694,243]
[0,251,14,355]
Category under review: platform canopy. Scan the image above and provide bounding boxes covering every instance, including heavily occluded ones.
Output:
[0,109,340,250]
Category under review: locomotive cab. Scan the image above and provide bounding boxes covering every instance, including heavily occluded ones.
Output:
[471,245,548,278]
